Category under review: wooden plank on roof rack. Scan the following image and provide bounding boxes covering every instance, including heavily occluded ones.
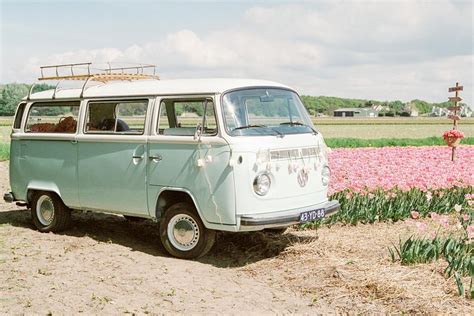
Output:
[39,74,92,81]
[91,73,160,82]
[38,73,160,82]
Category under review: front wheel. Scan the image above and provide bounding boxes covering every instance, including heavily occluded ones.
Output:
[31,191,71,232]
[159,202,215,259]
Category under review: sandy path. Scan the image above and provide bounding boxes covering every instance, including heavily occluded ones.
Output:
[0,161,472,314]
[0,161,323,314]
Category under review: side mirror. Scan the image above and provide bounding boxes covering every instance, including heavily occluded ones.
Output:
[194,123,203,141]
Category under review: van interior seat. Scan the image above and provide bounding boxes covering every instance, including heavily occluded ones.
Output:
[163,128,195,136]
[116,119,130,132]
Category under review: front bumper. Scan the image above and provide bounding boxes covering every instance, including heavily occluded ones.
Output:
[239,199,340,231]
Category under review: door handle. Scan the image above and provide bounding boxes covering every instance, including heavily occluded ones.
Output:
[149,154,162,161]
[132,155,144,160]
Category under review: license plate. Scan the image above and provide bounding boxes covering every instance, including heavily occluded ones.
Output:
[299,209,325,223]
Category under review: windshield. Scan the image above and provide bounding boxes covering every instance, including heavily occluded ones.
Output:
[221,88,315,136]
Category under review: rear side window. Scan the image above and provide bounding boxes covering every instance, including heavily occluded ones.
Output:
[85,100,148,135]
[157,99,217,136]
[26,102,80,133]
[13,103,26,129]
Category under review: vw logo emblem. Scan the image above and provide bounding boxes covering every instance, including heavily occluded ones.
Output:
[297,169,309,187]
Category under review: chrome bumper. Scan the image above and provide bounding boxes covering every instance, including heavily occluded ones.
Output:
[239,199,340,231]
[3,192,14,203]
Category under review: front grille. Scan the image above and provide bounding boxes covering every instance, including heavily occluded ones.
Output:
[270,146,321,161]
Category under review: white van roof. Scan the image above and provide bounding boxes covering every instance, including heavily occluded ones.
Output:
[26,78,293,100]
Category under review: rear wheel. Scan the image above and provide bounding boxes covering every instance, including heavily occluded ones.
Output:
[160,202,215,259]
[31,191,71,232]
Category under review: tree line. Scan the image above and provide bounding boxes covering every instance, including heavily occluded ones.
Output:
[0,83,464,117]
[0,83,54,116]
[300,95,458,116]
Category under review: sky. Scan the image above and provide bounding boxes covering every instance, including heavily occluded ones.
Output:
[0,0,473,106]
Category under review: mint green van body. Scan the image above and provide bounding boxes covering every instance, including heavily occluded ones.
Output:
[5,79,339,258]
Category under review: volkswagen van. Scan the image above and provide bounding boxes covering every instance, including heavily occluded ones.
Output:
[4,65,339,259]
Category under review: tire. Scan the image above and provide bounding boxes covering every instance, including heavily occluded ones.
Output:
[31,191,71,233]
[159,202,215,259]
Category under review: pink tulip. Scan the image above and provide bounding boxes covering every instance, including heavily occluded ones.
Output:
[415,222,427,232]
[411,211,420,219]
[467,225,474,240]
[430,212,439,220]
[438,216,449,229]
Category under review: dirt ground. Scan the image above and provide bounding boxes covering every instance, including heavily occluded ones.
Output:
[0,161,472,314]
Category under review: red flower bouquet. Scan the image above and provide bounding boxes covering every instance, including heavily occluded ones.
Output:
[442,130,464,147]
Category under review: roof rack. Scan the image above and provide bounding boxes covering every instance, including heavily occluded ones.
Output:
[28,62,160,100]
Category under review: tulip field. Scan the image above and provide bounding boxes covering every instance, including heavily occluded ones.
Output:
[307,145,474,298]
[324,146,472,225]
[329,146,472,194]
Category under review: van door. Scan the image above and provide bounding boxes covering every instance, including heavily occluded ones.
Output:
[147,97,236,225]
[76,99,150,215]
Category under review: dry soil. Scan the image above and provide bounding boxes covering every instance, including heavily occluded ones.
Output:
[0,161,472,314]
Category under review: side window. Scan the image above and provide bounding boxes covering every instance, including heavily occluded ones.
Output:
[157,99,217,136]
[85,100,148,135]
[26,102,80,133]
[13,103,26,129]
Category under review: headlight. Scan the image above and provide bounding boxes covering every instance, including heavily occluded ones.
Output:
[253,173,271,196]
[321,166,331,186]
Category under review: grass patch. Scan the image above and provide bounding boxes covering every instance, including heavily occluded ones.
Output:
[302,186,474,298]
[325,137,474,148]
[390,235,473,297]
[0,143,9,161]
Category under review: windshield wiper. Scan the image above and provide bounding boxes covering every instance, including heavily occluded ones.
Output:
[232,124,284,138]
[280,121,305,126]
[232,124,267,131]
[280,122,318,134]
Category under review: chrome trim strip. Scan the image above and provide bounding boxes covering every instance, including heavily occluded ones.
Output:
[24,92,219,102]
[11,133,77,141]
[148,135,228,145]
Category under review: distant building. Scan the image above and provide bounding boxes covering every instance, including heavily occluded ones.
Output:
[333,107,378,117]
[460,106,473,117]
[371,104,389,112]
[430,106,449,117]
[430,105,472,117]
[404,102,419,117]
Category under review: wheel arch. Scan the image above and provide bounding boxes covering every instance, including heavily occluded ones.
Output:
[26,181,62,204]
[156,188,205,224]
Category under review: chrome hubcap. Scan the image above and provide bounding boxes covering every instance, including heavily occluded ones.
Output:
[167,214,200,251]
[36,195,54,226]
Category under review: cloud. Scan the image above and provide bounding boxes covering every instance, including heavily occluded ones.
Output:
[4,1,473,105]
